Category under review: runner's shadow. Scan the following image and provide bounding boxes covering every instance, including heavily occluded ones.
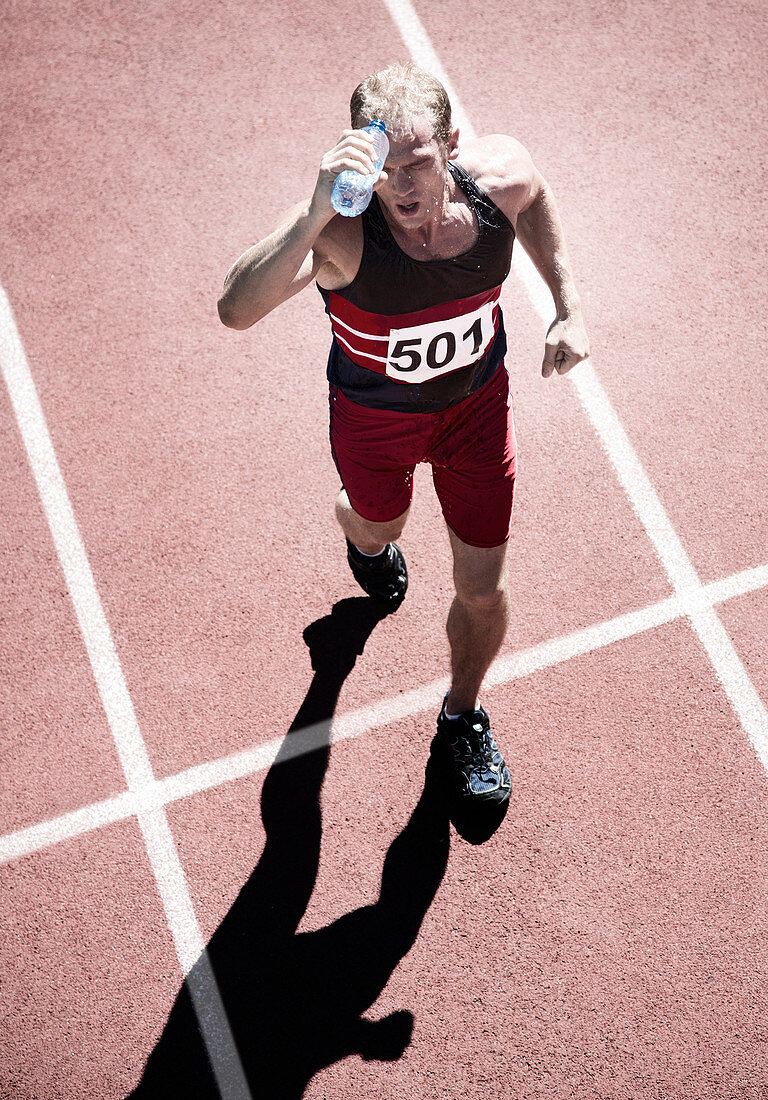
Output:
[129,596,450,1099]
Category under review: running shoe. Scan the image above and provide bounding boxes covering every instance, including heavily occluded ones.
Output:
[345,538,408,606]
[432,698,511,841]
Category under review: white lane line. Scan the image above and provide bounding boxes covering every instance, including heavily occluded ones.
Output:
[0,287,251,1100]
[707,562,768,605]
[381,0,768,771]
[3,558,766,867]
[379,0,472,135]
[0,791,140,863]
[571,366,768,769]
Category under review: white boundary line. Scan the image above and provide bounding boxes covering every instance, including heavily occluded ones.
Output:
[0,287,252,1100]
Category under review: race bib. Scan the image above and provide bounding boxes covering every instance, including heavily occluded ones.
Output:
[386,299,496,384]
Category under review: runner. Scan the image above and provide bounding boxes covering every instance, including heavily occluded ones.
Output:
[218,62,589,839]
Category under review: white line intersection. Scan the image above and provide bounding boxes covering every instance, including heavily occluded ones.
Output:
[1,559,767,868]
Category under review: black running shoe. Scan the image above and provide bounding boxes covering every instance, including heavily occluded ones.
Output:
[346,539,408,606]
[432,699,511,842]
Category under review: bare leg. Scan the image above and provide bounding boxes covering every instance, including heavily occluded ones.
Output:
[334,489,410,555]
[444,529,510,715]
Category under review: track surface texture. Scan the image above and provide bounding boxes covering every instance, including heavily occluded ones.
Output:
[2,0,768,1097]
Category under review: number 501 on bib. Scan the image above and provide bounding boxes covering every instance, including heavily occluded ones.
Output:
[386,300,496,384]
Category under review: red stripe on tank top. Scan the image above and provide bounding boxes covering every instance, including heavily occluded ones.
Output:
[328,285,502,334]
[327,285,502,373]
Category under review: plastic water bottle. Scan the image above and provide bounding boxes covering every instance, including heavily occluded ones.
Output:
[331,120,389,217]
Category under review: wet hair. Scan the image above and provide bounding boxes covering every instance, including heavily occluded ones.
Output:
[350,62,452,148]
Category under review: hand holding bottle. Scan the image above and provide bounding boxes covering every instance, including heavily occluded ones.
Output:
[330,121,389,217]
[311,124,389,221]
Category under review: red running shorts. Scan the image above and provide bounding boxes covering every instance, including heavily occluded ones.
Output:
[329,365,517,549]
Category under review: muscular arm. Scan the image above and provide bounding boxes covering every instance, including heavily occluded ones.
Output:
[217,202,332,330]
[217,129,378,330]
[468,135,589,377]
[515,176,581,316]
[514,160,590,377]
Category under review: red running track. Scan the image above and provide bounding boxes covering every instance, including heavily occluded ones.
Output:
[1,0,768,1096]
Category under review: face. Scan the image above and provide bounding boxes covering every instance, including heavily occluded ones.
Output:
[376,114,457,231]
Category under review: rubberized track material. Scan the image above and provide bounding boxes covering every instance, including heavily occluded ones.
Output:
[2,0,768,1097]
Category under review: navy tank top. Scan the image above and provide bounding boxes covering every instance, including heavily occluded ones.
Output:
[318,160,515,412]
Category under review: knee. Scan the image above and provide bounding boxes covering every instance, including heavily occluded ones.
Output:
[454,573,509,615]
[335,490,409,544]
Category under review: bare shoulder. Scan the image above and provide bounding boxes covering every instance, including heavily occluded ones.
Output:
[455,134,541,224]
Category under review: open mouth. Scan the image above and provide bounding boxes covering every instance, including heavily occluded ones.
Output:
[396,201,419,216]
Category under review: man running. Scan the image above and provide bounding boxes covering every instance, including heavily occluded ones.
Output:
[218,62,589,838]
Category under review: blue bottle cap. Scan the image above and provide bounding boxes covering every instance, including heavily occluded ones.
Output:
[368,119,386,132]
